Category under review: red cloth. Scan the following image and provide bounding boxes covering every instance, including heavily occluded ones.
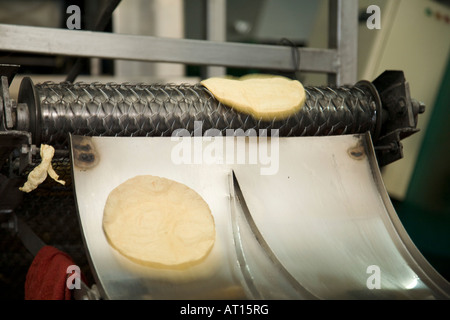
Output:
[25,245,84,300]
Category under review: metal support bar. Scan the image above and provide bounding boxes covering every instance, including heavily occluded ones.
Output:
[1,76,14,129]
[0,23,338,74]
[205,0,227,77]
[15,216,46,257]
[328,0,358,86]
[0,1,358,82]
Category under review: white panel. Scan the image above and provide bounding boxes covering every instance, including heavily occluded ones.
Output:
[358,0,450,199]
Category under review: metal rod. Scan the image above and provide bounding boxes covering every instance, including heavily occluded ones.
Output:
[328,0,358,86]
[15,216,46,257]
[205,0,227,78]
[0,23,338,74]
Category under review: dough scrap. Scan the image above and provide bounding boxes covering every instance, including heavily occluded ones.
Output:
[103,175,215,269]
[201,74,306,120]
[19,144,65,193]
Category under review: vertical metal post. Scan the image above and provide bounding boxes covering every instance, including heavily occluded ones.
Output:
[90,58,102,76]
[205,0,227,78]
[328,0,358,86]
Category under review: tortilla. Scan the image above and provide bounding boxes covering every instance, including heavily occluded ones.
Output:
[102,175,215,268]
[201,74,306,120]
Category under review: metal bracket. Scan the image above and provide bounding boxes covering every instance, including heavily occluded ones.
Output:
[0,64,20,130]
[1,76,14,130]
[0,130,33,174]
[371,70,426,166]
[73,282,102,300]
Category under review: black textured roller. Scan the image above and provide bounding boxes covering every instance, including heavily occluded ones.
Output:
[18,78,379,150]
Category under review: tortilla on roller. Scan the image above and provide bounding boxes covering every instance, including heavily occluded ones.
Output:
[201,74,306,120]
